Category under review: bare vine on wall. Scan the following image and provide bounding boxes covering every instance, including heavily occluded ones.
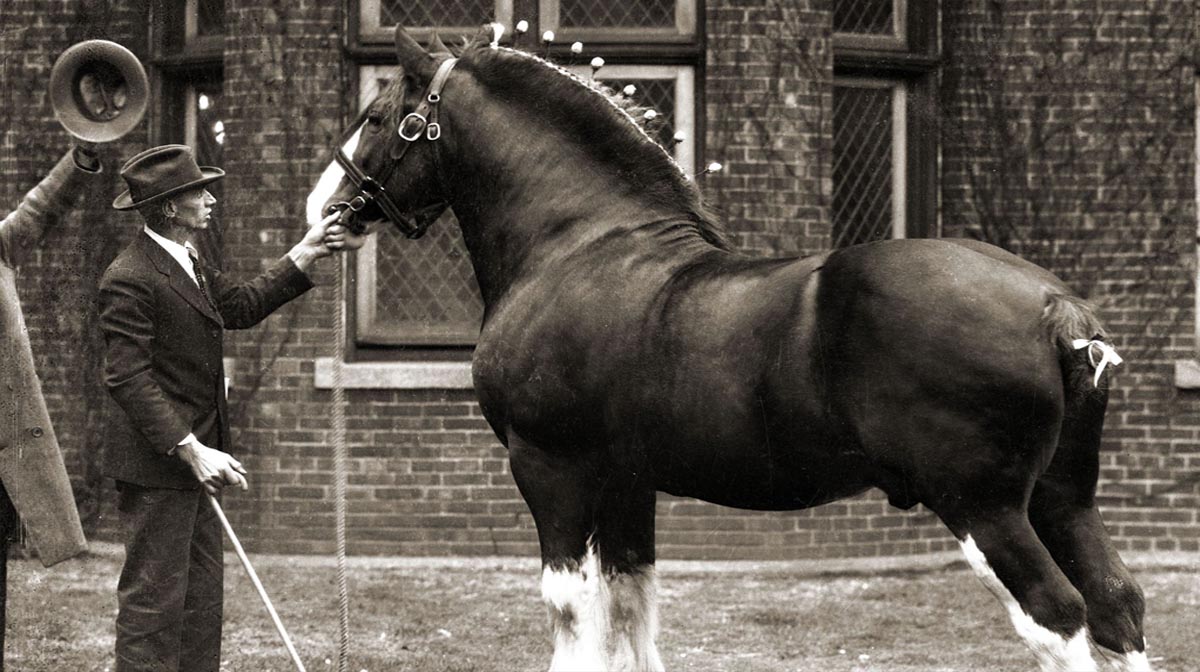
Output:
[705,0,832,256]
[941,0,1195,359]
[223,2,345,458]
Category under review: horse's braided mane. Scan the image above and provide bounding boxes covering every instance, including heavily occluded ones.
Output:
[377,38,729,250]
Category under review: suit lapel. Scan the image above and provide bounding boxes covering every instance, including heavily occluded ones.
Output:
[137,233,224,326]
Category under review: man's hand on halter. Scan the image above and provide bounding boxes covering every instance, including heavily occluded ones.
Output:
[287,212,341,271]
[176,438,248,495]
[323,222,368,251]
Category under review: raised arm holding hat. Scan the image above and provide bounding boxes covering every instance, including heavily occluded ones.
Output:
[98,144,353,671]
[0,145,100,667]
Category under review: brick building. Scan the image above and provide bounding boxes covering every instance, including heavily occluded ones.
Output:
[0,0,1195,560]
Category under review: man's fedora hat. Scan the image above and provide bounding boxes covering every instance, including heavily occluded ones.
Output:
[50,40,148,143]
[113,144,225,211]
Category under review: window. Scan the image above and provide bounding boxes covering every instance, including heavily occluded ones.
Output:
[834,0,907,52]
[357,0,514,43]
[566,64,697,174]
[832,78,906,246]
[542,0,696,43]
[832,0,937,247]
[152,0,225,265]
[349,1,701,357]
[354,67,484,348]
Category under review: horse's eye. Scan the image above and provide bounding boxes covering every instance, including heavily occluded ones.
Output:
[366,111,383,125]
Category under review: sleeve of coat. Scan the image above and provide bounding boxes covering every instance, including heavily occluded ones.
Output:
[0,149,101,267]
[99,268,193,454]
[207,254,315,330]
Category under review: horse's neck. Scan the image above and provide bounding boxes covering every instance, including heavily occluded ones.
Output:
[445,101,689,304]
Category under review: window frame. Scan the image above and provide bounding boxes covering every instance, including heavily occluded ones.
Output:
[354,65,483,349]
[566,64,698,175]
[355,0,515,45]
[831,76,908,246]
[184,0,225,54]
[150,2,226,266]
[1174,74,1200,388]
[540,0,698,44]
[833,0,909,53]
[831,0,939,242]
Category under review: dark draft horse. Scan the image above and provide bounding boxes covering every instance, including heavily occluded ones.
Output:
[313,23,1151,672]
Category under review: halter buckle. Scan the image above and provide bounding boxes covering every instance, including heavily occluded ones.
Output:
[426,123,442,141]
[399,112,427,142]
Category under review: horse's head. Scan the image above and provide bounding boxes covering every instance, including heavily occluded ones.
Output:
[313,26,479,239]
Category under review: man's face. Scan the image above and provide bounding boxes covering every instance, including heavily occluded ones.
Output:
[171,188,216,230]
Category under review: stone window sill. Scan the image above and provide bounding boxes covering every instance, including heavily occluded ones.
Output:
[313,358,473,390]
[1174,360,1200,389]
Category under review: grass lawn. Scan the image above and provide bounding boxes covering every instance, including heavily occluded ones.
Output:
[7,543,1197,671]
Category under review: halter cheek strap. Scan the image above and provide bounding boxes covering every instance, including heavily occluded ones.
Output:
[397,57,457,145]
[330,57,458,239]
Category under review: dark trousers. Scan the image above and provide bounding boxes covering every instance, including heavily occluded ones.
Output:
[0,483,17,672]
[115,482,223,672]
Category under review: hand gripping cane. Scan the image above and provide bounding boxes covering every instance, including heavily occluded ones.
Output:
[208,494,308,672]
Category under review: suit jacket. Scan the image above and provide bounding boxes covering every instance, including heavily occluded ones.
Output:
[0,150,93,566]
[99,231,314,489]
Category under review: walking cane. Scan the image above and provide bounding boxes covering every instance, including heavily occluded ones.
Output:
[207,493,308,672]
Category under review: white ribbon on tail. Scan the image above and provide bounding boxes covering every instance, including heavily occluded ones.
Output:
[1072,339,1123,387]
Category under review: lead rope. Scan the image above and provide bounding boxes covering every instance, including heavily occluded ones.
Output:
[332,252,351,672]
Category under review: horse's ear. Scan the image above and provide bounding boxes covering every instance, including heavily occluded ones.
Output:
[394,25,437,79]
[427,32,450,55]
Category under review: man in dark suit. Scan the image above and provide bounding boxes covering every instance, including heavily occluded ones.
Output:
[99,144,355,671]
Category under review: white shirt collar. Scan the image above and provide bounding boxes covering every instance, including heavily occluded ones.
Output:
[143,225,199,285]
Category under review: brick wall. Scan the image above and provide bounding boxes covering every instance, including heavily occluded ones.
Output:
[706,0,832,256]
[940,0,1199,553]
[0,0,1195,561]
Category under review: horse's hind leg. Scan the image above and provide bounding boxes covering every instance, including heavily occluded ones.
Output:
[509,433,664,672]
[1030,402,1149,671]
[940,506,1097,672]
[1030,501,1149,672]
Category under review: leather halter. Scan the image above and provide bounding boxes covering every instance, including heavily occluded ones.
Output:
[328,57,458,239]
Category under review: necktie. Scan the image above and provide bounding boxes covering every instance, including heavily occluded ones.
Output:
[186,244,216,310]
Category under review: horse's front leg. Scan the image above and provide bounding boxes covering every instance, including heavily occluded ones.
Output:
[508,432,663,672]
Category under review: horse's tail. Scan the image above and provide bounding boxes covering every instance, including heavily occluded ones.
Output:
[1046,291,1118,396]
[1034,293,1113,505]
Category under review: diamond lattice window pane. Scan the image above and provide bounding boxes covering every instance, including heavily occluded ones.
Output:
[196,0,225,37]
[833,0,895,35]
[373,212,484,343]
[561,0,676,29]
[379,0,494,28]
[832,84,894,248]
[596,78,677,151]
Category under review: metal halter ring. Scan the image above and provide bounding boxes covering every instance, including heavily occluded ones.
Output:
[398,112,427,141]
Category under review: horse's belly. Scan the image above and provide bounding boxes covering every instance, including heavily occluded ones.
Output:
[649,430,873,511]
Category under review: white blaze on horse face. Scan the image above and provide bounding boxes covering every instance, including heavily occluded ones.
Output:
[959,536,1097,672]
[305,124,365,225]
[540,545,665,672]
